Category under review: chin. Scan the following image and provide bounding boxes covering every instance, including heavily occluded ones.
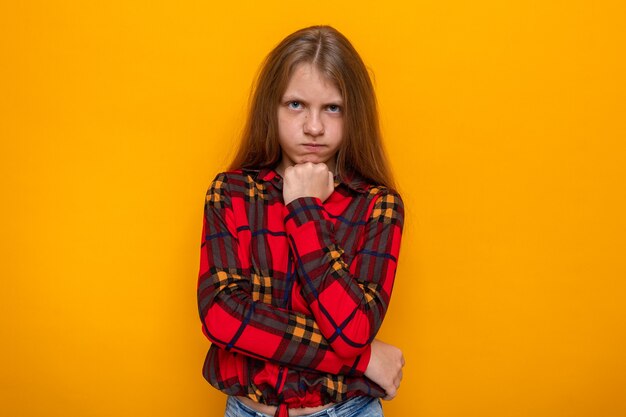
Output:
[300,157,327,164]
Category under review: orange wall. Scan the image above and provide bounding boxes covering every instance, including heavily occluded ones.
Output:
[1,1,625,416]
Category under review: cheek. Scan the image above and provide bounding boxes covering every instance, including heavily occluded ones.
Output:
[278,123,295,144]
[276,116,291,142]
[330,120,344,142]
[278,112,296,131]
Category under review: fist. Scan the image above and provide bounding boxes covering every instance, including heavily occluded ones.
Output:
[365,339,405,401]
[283,162,335,205]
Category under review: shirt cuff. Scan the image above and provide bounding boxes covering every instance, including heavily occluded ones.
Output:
[354,343,372,375]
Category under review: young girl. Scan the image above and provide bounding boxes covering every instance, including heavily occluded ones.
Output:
[198,25,405,417]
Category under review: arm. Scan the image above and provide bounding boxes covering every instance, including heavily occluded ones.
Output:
[283,189,404,359]
[197,173,371,376]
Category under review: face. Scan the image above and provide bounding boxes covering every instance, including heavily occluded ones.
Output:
[276,63,344,174]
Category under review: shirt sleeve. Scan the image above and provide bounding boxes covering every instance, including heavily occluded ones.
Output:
[197,174,371,376]
[283,189,404,358]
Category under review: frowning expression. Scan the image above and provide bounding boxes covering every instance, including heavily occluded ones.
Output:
[276,63,344,174]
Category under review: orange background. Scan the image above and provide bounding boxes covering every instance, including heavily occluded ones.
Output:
[1,1,625,416]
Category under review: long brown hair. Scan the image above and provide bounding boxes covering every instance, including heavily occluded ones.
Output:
[229,25,395,190]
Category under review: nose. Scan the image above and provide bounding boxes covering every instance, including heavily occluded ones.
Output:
[303,110,324,136]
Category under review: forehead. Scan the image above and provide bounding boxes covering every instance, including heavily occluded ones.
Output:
[283,63,342,99]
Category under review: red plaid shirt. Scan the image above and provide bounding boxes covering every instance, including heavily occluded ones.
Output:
[197,168,404,413]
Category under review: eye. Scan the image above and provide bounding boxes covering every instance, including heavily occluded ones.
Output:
[327,104,342,113]
[287,101,302,110]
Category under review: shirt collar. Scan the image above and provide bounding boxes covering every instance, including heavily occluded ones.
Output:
[242,167,371,194]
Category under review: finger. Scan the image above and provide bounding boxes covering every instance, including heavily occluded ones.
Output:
[401,355,405,367]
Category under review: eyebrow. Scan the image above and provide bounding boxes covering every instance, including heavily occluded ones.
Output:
[281,94,344,105]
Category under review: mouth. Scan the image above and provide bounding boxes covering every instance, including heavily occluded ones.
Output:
[302,143,325,152]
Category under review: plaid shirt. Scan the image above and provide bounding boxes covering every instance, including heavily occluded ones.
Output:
[197,168,404,413]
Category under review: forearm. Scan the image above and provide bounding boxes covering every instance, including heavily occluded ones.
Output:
[284,192,404,358]
[198,267,371,375]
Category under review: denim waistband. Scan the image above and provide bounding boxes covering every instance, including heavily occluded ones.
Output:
[227,395,381,417]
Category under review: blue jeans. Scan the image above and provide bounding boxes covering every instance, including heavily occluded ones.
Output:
[225,395,384,417]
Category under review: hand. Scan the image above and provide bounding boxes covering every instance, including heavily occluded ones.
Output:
[364,339,405,400]
[282,162,335,205]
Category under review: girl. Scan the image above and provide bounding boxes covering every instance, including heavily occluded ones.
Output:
[198,25,405,417]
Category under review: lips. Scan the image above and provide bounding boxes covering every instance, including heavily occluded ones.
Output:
[302,143,325,152]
